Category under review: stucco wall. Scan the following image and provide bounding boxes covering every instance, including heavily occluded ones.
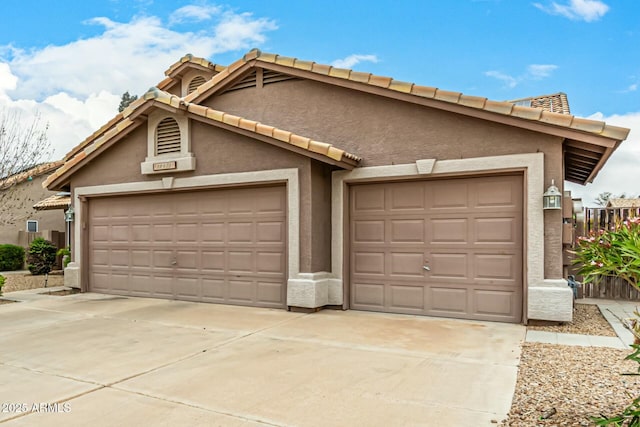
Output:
[209,78,565,279]
[0,174,65,246]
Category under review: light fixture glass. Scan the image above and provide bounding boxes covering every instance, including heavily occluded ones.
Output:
[543,179,562,210]
[64,205,75,222]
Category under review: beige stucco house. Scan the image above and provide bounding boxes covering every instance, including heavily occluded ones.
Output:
[45,50,630,323]
[0,161,66,247]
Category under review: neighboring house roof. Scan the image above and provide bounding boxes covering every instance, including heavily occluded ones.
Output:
[45,49,631,190]
[606,198,640,208]
[1,161,62,190]
[508,93,571,115]
[33,193,71,211]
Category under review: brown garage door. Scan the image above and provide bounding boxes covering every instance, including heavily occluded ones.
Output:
[350,175,523,323]
[88,185,287,308]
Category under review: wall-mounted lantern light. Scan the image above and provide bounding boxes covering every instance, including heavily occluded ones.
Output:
[64,205,75,222]
[543,179,562,210]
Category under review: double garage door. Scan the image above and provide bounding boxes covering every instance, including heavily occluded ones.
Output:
[350,175,523,323]
[88,185,287,308]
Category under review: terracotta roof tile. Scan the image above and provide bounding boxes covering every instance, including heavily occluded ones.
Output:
[608,198,640,208]
[349,71,371,83]
[275,56,295,67]
[238,118,258,132]
[222,113,241,127]
[410,85,437,98]
[290,134,311,149]
[509,93,571,115]
[511,105,543,121]
[458,95,487,109]
[311,63,332,76]
[570,117,605,134]
[293,60,314,71]
[368,75,392,88]
[434,89,461,103]
[389,80,413,94]
[328,67,351,79]
[164,53,226,77]
[540,110,574,127]
[33,193,70,211]
[2,161,63,189]
[255,123,274,137]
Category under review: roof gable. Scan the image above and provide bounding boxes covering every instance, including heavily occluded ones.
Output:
[44,88,361,190]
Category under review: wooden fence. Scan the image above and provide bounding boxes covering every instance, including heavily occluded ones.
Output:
[585,207,640,234]
[580,276,640,301]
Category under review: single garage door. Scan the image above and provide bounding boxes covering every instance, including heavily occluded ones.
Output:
[88,185,287,308]
[350,175,523,323]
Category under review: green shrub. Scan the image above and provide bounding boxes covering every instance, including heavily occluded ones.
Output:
[0,244,25,271]
[27,238,57,275]
[0,274,5,296]
[56,246,71,268]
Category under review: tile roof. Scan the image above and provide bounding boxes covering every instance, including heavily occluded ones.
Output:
[1,161,63,189]
[508,93,571,115]
[33,193,71,211]
[44,87,361,188]
[607,198,640,208]
[186,49,628,142]
[164,53,226,78]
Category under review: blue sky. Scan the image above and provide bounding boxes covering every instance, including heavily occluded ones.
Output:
[0,0,638,203]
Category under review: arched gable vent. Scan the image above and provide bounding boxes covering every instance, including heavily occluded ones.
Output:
[188,75,207,94]
[155,117,181,155]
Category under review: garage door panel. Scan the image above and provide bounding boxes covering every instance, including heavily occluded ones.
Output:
[475,181,519,208]
[432,182,468,209]
[256,252,284,274]
[152,224,173,242]
[353,252,385,275]
[257,281,285,305]
[430,253,468,279]
[228,222,254,242]
[474,218,516,243]
[389,284,424,311]
[131,225,151,242]
[475,254,516,280]
[354,187,385,212]
[389,252,425,277]
[430,219,467,243]
[353,220,385,243]
[257,221,284,242]
[350,175,522,323]
[228,280,255,302]
[110,249,130,268]
[92,225,109,242]
[429,287,467,314]
[92,249,110,267]
[390,183,425,210]
[201,223,225,242]
[89,186,286,308]
[391,220,425,243]
[352,282,385,307]
[202,278,225,300]
[474,289,516,318]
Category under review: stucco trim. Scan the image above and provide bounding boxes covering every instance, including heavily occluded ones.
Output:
[71,168,300,291]
[329,152,567,321]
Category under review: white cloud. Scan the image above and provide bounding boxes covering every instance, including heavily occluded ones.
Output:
[534,0,609,22]
[331,54,378,69]
[565,111,640,205]
[527,64,558,79]
[484,70,518,88]
[169,5,221,25]
[0,7,277,159]
[485,64,558,88]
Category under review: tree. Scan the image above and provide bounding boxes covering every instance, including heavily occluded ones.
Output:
[118,91,138,112]
[594,191,613,206]
[0,110,51,226]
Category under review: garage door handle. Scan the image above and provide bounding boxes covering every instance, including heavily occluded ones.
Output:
[171,260,177,266]
[423,265,430,271]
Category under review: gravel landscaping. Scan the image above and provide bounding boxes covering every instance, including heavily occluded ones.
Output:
[502,303,640,426]
[528,304,617,337]
[0,271,63,293]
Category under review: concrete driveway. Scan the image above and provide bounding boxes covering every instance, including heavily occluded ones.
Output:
[0,291,525,426]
